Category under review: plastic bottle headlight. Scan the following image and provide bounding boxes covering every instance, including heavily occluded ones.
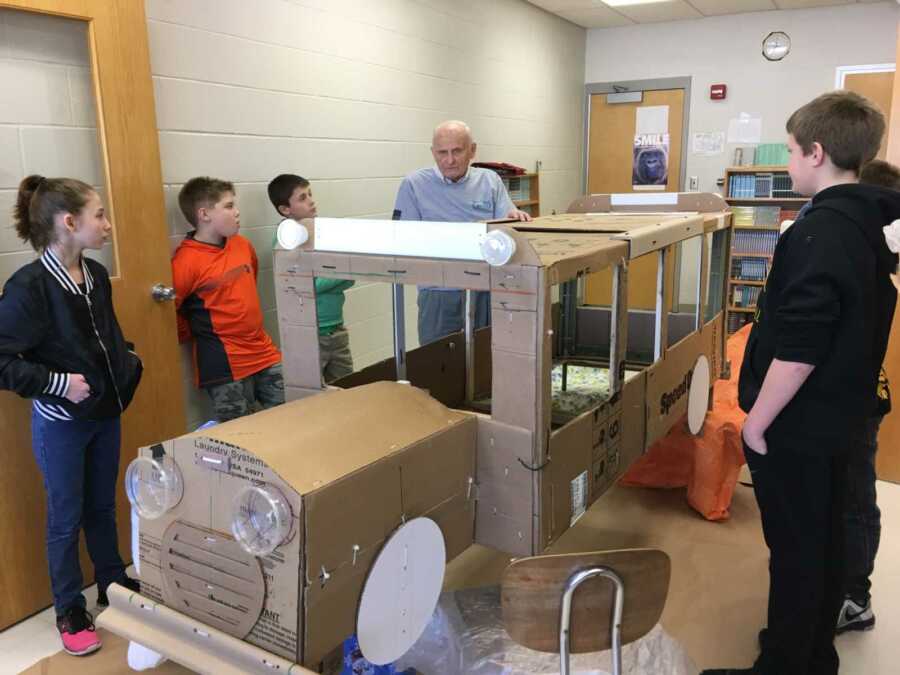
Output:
[480,230,517,267]
[231,484,293,557]
[125,456,184,520]
[276,218,309,250]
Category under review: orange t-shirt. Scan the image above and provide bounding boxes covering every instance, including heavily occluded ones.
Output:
[172,233,280,388]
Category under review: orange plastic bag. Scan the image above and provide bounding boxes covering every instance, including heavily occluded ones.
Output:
[620,325,751,520]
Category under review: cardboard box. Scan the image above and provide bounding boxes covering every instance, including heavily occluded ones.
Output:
[132,382,475,668]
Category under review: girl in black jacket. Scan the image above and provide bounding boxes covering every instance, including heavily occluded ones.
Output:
[0,176,142,657]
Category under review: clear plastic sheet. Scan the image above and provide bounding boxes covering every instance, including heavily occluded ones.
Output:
[394,586,698,675]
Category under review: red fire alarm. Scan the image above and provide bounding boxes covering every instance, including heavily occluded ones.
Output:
[710,84,727,100]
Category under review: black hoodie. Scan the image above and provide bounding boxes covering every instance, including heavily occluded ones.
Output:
[738,183,900,453]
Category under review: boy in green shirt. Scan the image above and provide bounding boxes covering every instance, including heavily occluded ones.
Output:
[268,174,354,382]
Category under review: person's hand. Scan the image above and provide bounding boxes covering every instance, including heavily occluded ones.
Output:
[742,418,768,455]
[65,374,91,404]
[506,208,533,222]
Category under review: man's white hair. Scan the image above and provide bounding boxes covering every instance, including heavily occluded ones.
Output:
[432,120,474,144]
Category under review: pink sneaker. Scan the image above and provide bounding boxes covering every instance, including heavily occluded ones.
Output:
[56,606,101,656]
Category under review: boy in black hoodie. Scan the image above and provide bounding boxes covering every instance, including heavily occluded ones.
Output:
[703,92,900,675]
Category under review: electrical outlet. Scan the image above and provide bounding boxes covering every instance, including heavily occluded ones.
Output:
[689,176,699,191]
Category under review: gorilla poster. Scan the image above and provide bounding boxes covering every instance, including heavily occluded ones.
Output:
[632,133,669,190]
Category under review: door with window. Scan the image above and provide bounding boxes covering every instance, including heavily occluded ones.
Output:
[585,87,686,311]
[0,0,185,629]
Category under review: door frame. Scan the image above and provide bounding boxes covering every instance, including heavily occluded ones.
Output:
[0,0,187,629]
[582,76,692,195]
[835,63,895,88]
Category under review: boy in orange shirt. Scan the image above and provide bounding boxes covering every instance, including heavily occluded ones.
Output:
[172,177,283,421]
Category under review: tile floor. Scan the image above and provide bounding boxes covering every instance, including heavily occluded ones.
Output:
[3,482,899,674]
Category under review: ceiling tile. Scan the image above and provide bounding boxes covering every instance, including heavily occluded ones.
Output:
[688,0,777,15]
[612,0,703,23]
[772,0,854,8]
[558,6,635,27]
[525,0,597,11]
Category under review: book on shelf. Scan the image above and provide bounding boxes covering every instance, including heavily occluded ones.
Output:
[754,143,789,165]
[731,205,781,227]
[727,169,801,199]
[731,257,770,281]
[728,312,753,333]
[732,285,762,307]
[733,229,778,255]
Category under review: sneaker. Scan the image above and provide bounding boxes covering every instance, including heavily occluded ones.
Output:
[96,575,140,607]
[56,606,101,656]
[836,597,875,634]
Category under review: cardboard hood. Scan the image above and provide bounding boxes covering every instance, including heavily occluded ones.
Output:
[189,381,469,495]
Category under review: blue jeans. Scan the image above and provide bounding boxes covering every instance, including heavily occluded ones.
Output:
[417,289,490,346]
[844,416,883,604]
[31,410,126,615]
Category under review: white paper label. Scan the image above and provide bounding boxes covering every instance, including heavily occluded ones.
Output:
[570,470,589,527]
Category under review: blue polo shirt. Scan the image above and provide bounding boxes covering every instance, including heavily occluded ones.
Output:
[393,167,515,223]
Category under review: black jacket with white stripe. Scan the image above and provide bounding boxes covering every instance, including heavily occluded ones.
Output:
[0,249,142,420]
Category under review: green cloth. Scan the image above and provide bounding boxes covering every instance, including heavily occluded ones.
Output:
[314,277,354,335]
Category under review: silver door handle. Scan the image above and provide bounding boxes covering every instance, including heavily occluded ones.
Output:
[152,284,176,302]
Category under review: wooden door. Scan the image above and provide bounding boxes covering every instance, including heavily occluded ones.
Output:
[587,88,685,195]
[845,71,894,160]
[0,0,186,629]
[584,89,684,309]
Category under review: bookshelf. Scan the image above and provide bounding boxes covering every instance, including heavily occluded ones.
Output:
[502,173,540,217]
[724,166,806,334]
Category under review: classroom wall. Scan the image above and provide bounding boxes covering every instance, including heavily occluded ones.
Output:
[145,0,586,429]
[585,1,899,194]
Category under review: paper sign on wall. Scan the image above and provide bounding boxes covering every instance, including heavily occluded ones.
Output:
[692,131,725,156]
[633,133,669,191]
[635,105,669,135]
[727,113,762,144]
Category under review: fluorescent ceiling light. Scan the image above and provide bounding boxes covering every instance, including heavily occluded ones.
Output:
[602,0,673,7]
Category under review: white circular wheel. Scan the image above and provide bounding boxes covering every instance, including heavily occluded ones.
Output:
[357,518,446,665]
[687,354,711,435]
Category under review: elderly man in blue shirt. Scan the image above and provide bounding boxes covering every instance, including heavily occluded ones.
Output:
[394,120,532,345]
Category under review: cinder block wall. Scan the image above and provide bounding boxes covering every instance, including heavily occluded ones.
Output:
[146,0,587,430]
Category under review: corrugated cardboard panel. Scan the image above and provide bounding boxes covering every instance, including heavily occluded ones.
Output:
[612,215,705,259]
[543,411,593,548]
[304,458,402,578]
[275,279,317,327]
[618,371,647,473]
[491,350,538,431]
[474,326,492,400]
[475,500,534,557]
[391,257,443,286]
[397,418,476,516]
[491,307,538,356]
[280,322,322,388]
[703,314,725,382]
[311,252,351,278]
[475,417,534,515]
[334,336,466,409]
[191,383,470,496]
[303,551,372,667]
[645,329,704,447]
[490,265,539,311]
[443,261,490,290]
[274,248,311,276]
[474,416,535,555]
[423,492,475,562]
[348,255,394,279]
